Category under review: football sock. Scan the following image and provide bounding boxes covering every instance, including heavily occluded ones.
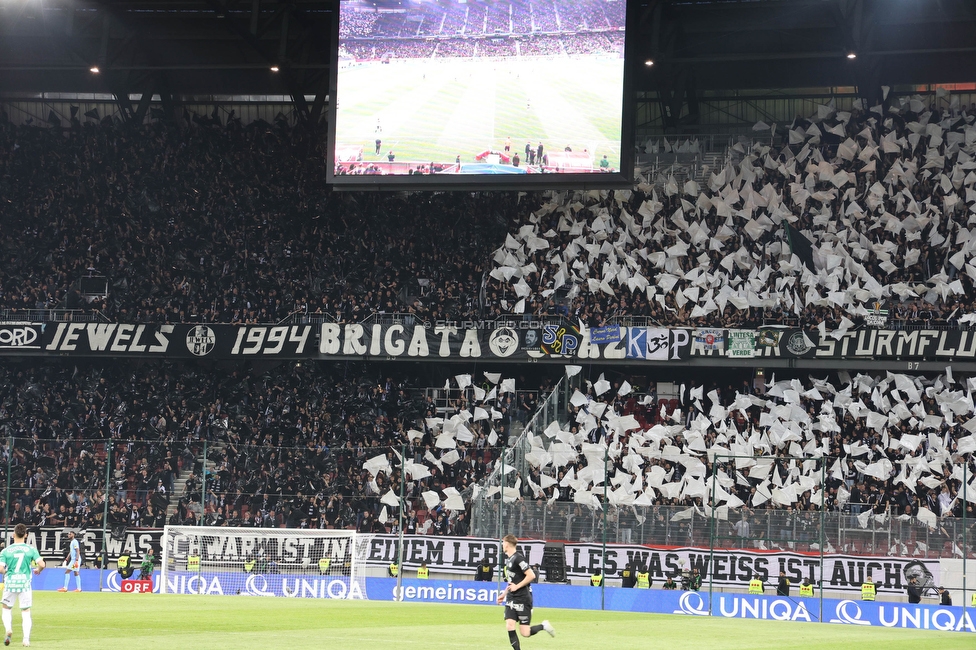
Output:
[20,611,30,643]
[508,630,520,650]
[2,607,11,634]
[63,573,70,590]
[529,625,543,636]
[75,573,82,590]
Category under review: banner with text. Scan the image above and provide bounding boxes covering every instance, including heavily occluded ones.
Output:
[4,322,976,363]
[0,323,317,358]
[14,529,943,598]
[317,325,976,363]
[8,526,163,563]
[365,578,975,633]
[26,571,976,632]
[360,535,938,595]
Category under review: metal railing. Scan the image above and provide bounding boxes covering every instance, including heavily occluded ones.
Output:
[605,314,973,332]
[472,499,975,561]
[0,308,109,323]
[471,375,579,535]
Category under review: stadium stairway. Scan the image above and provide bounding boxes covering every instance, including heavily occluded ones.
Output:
[643,130,773,192]
[166,442,224,520]
[695,151,726,185]
[642,144,730,193]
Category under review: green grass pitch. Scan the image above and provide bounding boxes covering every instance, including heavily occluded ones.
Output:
[11,593,966,649]
[334,57,624,168]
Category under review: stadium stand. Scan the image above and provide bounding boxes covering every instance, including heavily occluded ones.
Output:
[4,97,976,329]
[337,0,624,61]
[0,120,527,324]
[0,358,550,536]
[2,78,976,560]
[486,98,976,330]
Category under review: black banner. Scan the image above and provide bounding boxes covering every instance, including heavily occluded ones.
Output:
[0,324,44,351]
[360,534,936,592]
[320,324,976,362]
[6,527,163,563]
[811,329,976,360]
[7,528,945,594]
[319,322,547,360]
[2,322,975,364]
[0,323,316,359]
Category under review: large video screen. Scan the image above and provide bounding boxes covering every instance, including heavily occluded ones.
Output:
[328,0,631,189]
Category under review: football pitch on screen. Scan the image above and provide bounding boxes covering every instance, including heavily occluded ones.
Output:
[334,57,623,168]
[14,593,964,649]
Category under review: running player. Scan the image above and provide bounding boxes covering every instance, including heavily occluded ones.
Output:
[0,523,45,647]
[496,534,554,650]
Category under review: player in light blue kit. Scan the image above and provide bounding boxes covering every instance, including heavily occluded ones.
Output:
[0,523,45,647]
[57,530,81,592]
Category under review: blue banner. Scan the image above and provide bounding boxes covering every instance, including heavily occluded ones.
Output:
[588,326,621,345]
[20,571,976,634]
[367,579,976,634]
[625,328,647,359]
[23,569,157,593]
[706,593,976,634]
[23,569,358,598]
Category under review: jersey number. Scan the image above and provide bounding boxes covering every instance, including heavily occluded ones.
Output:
[10,552,25,573]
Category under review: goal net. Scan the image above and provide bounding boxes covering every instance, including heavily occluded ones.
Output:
[160,526,374,599]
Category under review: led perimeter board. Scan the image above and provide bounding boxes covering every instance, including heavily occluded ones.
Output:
[327,0,634,190]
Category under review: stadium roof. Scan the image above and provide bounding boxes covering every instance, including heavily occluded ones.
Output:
[0,0,974,120]
[0,0,334,121]
[634,0,976,93]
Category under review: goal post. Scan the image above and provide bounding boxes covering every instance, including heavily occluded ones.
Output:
[160,526,374,599]
[707,453,828,612]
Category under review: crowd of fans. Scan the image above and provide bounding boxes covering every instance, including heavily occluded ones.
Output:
[496,368,976,555]
[581,1,620,30]
[4,79,976,559]
[371,13,411,39]
[338,10,378,38]
[486,97,976,329]
[432,39,478,58]
[511,6,532,35]
[0,351,972,555]
[341,0,621,40]
[0,117,527,323]
[441,7,466,36]
[487,4,510,34]
[518,35,564,57]
[562,32,623,56]
[3,96,976,328]
[342,40,438,60]
[477,40,518,58]
[340,32,621,61]
[337,0,623,61]
[465,5,487,34]
[0,359,554,537]
[529,0,558,32]
[0,362,190,530]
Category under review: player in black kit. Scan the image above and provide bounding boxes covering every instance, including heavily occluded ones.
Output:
[496,534,555,649]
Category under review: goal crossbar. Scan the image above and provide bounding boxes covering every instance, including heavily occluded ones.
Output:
[160,526,373,598]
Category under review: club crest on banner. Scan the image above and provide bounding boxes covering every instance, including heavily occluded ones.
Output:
[488,328,519,357]
[186,325,216,357]
[541,324,580,355]
[786,331,813,356]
